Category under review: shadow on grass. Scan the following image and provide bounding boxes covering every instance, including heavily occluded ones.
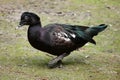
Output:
[31,56,88,69]
[11,53,90,69]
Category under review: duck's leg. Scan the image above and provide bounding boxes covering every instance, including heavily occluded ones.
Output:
[48,53,70,68]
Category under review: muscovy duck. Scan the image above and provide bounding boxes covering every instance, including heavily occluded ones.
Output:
[18,12,107,68]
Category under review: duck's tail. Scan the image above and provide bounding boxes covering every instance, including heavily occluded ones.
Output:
[85,24,108,37]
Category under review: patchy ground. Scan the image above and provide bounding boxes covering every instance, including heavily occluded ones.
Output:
[0,0,120,80]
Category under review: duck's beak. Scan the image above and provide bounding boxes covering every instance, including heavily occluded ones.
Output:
[16,22,23,29]
[18,24,23,28]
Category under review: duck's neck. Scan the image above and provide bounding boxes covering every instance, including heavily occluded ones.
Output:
[30,21,42,27]
[28,22,43,38]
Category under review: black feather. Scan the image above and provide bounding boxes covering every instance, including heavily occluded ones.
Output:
[85,24,108,37]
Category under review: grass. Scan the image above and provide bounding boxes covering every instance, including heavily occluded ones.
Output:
[0,0,120,80]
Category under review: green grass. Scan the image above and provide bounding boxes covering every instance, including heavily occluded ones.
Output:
[0,0,120,80]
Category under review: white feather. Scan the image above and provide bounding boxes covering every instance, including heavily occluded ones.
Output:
[55,31,71,42]
[70,33,76,38]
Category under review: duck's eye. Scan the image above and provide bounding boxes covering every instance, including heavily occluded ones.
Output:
[24,15,30,20]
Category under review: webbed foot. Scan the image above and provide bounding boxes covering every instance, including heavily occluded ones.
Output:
[48,60,62,68]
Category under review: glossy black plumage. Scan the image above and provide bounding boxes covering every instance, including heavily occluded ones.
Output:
[18,12,107,68]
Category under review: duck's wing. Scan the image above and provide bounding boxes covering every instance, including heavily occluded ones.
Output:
[56,24,96,44]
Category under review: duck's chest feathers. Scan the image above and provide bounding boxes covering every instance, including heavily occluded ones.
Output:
[27,26,43,49]
[28,26,40,40]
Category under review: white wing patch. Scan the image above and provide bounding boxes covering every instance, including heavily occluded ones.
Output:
[54,31,76,42]
[70,33,76,38]
[54,31,70,41]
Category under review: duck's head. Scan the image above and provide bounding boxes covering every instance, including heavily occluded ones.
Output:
[18,12,40,27]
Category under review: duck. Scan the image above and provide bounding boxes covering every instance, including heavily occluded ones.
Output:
[18,12,107,68]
